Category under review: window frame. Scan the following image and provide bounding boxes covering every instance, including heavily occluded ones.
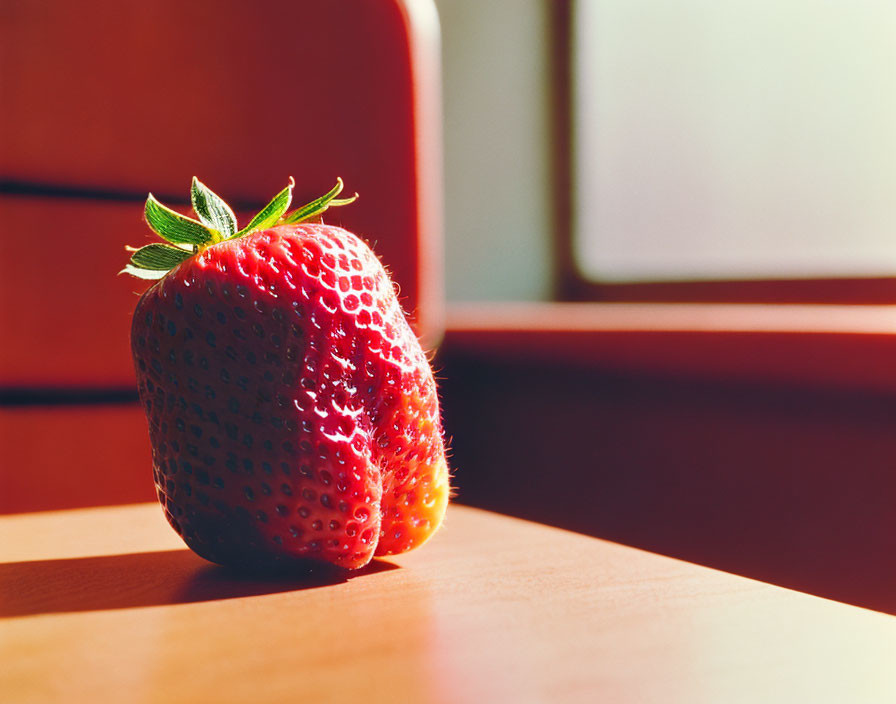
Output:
[437,2,896,394]
[550,0,896,306]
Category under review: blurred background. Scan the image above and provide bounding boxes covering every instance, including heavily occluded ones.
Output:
[3,0,896,614]
[439,0,896,302]
[437,0,553,302]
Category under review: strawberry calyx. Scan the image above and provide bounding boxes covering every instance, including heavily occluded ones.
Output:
[121,177,358,280]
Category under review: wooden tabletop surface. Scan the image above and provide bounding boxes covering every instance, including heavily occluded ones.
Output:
[2,503,894,703]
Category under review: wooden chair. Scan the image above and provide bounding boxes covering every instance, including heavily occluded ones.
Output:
[0,0,443,513]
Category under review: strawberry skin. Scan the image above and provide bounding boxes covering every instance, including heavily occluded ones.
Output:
[127,179,449,570]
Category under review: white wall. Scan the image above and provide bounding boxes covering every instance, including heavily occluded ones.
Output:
[434,0,554,302]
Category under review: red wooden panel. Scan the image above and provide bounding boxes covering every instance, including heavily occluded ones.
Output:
[1,197,162,387]
[445,302,896,394]
[1,0,443,349]
[1,191,444,387]
[0,405,155,514]
[1,192,443,388]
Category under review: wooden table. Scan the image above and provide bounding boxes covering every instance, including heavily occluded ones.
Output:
[2,504,894,703]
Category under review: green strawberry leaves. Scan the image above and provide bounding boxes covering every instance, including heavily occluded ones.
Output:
[144,194,217,247]
[123,176,356,280]
[191,177,237,239]
[121,243,193,279]
[129,243,193,268]
[280,177,358,225]
[235,177,295,237]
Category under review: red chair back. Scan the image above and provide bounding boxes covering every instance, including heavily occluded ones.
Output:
[0,0,443,512]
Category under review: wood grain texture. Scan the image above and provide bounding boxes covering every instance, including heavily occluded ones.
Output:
[2,504,894,703]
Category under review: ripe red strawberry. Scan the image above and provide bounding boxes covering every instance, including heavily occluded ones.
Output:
[125,177,450,570]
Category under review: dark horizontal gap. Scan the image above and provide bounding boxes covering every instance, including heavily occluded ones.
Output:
[0,180,263,210]
[0,388,139,407]
[0,179,187,206]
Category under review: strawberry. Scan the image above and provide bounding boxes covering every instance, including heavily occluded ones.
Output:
[125,178,450,570]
